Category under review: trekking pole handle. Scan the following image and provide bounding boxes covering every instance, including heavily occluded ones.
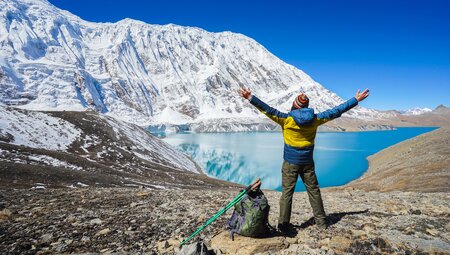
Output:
[246,178,261,192]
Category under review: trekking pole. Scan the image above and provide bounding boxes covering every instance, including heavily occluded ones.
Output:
[180,178,261,247]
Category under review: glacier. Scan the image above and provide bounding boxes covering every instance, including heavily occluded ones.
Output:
[0,0,391,131]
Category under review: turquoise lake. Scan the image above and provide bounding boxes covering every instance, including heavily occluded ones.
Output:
[163,127,437,191]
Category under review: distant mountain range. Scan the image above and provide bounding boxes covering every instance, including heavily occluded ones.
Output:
[0,0,398,132]
[400,107,432,115]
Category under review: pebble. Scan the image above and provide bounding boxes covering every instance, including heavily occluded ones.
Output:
[426,228,438,236]
[0,208,12,222]
[90,218,102,225]
[96,228,111,236]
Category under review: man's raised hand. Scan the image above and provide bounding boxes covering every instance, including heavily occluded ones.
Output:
[356,88,370,102]
[238,87,252,100]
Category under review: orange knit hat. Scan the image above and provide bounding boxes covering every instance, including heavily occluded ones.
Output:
[292,93,309,109]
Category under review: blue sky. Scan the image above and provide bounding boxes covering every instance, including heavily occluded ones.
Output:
[48,0,450,110]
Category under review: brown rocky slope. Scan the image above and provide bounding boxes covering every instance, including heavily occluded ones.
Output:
[345,127,450,192]
[0,106,240,190]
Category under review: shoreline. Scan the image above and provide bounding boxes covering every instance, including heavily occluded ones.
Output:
[342,126,449,192]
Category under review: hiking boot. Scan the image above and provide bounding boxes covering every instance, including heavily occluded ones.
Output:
[277,223,288,232]
[315,219,328,230]
[277,223,297,236]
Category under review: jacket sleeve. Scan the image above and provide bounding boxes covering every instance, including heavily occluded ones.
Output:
[315,97,358,125]
[249,95,288,126]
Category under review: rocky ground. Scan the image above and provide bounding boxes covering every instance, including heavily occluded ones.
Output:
[0,187,449,255]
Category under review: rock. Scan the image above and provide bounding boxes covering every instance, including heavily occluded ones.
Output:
[50,242,67,253]
[280,244,329,255]
[14,216,26,222]
[0,208,12,222]
[167,238,181,248]
[157,240,171,253]
[295,231,314,245]
[66,215,76,223]
[351,229,367,237]
[136,191,150,197]
[409,209,421,215]
[426,228,438,236]
[155,238,182,253]
[286,237,298,244]
[40,233,53,243]
[328,236,352,252]
[361,223,377,231]
[96,228,111,236]
[319,237,330,247]
[89,218,102,225]
[210,231,287,255]
[179,242,211,255]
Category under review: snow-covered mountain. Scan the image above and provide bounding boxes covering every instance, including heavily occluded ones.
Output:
[402,107,432,115]
[0,0,388,129]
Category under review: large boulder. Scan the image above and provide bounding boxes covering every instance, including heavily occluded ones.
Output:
[210,231,287,255]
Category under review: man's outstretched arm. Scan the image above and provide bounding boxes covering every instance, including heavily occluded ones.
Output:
[316,88,370,125]
[238,87,288,126]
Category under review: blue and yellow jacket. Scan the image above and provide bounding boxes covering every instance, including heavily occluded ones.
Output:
[250,95,359,165]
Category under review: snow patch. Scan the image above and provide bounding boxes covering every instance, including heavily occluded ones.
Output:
[101,115,200,173]
[0,106,81,151]
[76,182,89,187]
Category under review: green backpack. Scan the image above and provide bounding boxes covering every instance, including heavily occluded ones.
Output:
[227,189,271,239]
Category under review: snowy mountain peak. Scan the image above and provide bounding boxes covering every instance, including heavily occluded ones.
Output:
[402,107,432,115]
[0,0,387,128]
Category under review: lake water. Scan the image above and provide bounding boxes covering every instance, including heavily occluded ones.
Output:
[163,127,437,191]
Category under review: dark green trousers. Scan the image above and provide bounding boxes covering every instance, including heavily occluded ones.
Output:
[279,161,326,226]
